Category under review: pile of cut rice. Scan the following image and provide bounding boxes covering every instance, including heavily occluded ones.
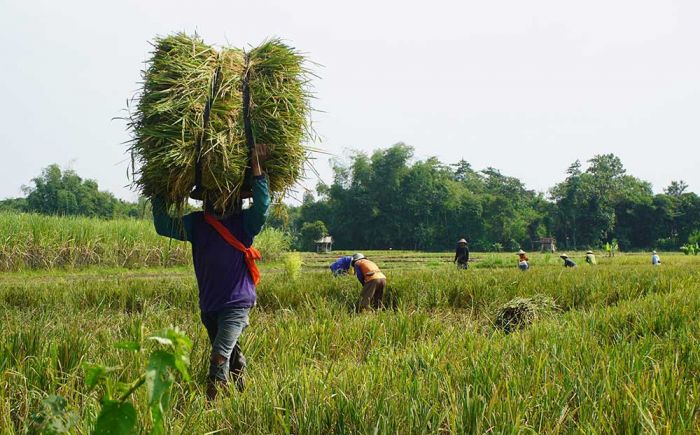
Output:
[128,33,313,212]
[494,294,558,333]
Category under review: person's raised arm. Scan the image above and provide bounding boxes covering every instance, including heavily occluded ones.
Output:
[243,144,271,238]
[152,196,193,242]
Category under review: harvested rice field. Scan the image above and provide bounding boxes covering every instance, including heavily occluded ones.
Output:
[2,215,700,433]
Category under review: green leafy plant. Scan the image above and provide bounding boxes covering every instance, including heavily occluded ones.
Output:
[282,252,303,281]
[84,327,192,435]
[680,243,698,255]
[29,395,78,434]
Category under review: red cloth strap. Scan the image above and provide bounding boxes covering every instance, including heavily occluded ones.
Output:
[204,213,262,285]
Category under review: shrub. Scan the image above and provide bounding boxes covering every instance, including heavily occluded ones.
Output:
[255,227,292,262]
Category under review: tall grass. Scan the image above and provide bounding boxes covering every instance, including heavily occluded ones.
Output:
[0,212,290,271]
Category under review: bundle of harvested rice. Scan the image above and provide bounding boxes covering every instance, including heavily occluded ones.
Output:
[127,33,313,211]
[494,294,558,333]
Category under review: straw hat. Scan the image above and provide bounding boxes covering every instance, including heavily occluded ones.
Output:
[457,239,467,244]
[652,250,657,255]
[560,254,569,258]
[586,250,593,254]
[517,249,526,255]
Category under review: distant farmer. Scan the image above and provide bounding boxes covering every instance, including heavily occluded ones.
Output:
[585,250,597,265]
[652,250,661,266]
[454,238,470,269]
[351,253,387,311]
[560,253,576,267]
[152,144,270,400]
[517,249,529,271]
[329,255,353,276]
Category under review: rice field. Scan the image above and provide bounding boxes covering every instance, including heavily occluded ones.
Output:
[2,214,700,433]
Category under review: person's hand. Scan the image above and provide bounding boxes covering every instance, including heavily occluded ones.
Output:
[251,143,272,176]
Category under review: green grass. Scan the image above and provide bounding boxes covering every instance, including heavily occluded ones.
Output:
[0,212,290,271]
[2,212,698,432]
[2,256,700,433]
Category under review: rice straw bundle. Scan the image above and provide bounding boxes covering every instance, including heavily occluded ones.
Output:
[494,294,558,333]
[128,33,313,211]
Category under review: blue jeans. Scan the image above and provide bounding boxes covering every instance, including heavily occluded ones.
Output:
[200,307,250,382]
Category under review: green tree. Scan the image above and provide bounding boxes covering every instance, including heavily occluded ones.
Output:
[299,220,328,251]
[20,164,139,218]
[664,180,689,197]
[0,197,27,213]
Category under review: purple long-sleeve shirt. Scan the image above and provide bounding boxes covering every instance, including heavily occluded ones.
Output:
[330,256,352,274]
[153,176,270,312]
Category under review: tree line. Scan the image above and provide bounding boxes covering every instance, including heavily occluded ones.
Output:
[0,164,148,219]
[3,149,699,252]
[281,143,700,252]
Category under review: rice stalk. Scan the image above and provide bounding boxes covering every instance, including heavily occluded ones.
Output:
[128,33,314,212]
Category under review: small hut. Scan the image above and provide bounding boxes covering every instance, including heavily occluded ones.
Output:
[315,236,333,253]
[537,237,557,253]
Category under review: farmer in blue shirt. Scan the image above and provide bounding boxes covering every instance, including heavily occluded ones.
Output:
[330,255,353,276]
[152,144,270,400]
[560,253,576,267]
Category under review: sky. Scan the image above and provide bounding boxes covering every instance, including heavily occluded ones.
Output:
[1,0,699,203]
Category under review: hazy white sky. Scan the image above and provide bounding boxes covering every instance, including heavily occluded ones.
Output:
[1,0,699,202]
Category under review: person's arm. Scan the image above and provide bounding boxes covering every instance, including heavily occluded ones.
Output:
[465,247,470,262]
[242,176,270,237]
[243,143,271,238]
[152,197,194,242]
[454,249,458,262]
[355,265,365,284]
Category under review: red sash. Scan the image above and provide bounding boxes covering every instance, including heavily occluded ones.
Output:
[204,214,262,285]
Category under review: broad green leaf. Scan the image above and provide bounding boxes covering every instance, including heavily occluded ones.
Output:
[149,327,192,353]
[146,350,176,435]
[146,350,175,404]
[93,400,136,435]
[84,364,108,390]
[148,336,173,346]
[114,340,141,351]
[173,355,190,381]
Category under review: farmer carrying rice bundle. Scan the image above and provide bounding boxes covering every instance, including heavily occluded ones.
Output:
[132,33,315,400]
[152,144,270,400]
[351,253,387,311]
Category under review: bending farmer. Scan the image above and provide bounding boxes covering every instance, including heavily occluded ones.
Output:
[330,255,353,276]
[352,253,387,311]
[585,250,597,265]
[560,253,576,267]
[152,144,270,400]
